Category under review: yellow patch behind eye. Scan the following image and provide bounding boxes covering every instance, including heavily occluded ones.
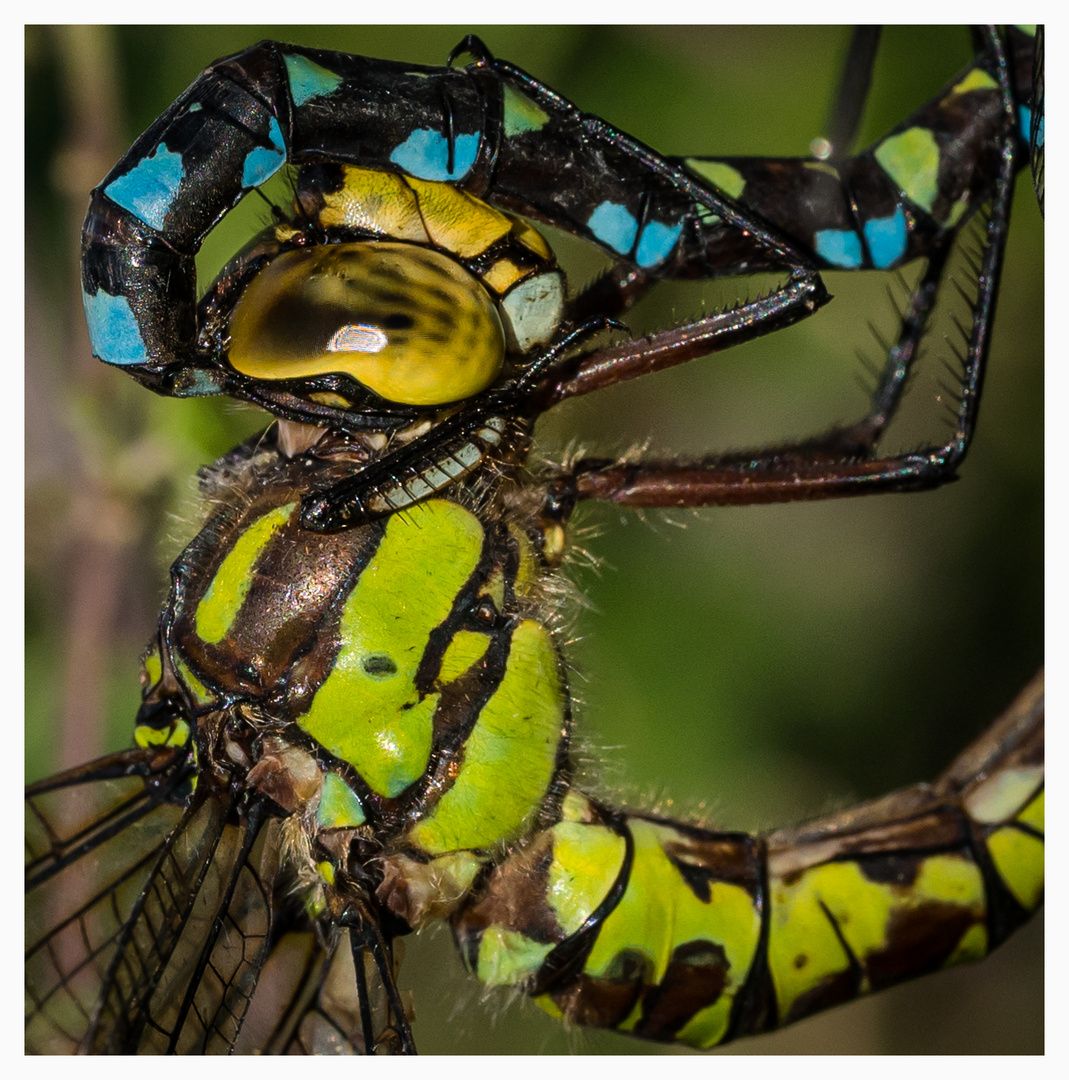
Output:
[308,391,351,408]
[407,177,512,257]
[319,166,428,242]
[482,258,525,294]
[512,217,552,259]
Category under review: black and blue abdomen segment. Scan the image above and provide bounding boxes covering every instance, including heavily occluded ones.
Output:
[79,39,814,399]
[81,42,495,391]
[681,26,1036,272]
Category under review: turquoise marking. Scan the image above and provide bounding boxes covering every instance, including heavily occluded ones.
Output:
[104,144,185,230]
[82,289,149,364]
[189,102,202,113]
[1019,105,1041,149]
[814,227,863,269]
[389,128,479,181]
[635,219,683,268]
[587,201,638,256]
[173,369,223,397]
[863,206,907,270]
[284,53,343,106]
[318,772,367,828]
[242,116,286,188]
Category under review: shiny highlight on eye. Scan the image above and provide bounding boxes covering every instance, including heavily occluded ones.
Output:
[328,324,389,354]
[228,242,506,406]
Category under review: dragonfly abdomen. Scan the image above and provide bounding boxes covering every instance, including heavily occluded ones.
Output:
[453,674,1043,1048]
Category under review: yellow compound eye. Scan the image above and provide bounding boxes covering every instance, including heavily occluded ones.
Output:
[227,242,506,406]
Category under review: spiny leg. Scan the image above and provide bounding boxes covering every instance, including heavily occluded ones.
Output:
[346,910,415,1054]
[541,273,828,406]
[545,30,1018,510]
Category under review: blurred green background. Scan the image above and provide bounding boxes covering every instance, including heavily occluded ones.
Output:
[25,26,1042,1054]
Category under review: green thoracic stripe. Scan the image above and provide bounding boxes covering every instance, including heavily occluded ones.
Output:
[318,771,367,828]
[173,649,213,706]
[408,617,565,854]
[298,500,485,798]
[195,502,297,643]
[438,629,491,684]
[142,646,162,687]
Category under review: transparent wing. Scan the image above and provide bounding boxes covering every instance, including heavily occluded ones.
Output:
[237,927,412,1054]
[27,749,191,1052]
[27,750,413,1054]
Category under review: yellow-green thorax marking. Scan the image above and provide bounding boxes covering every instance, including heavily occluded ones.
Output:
[153,449,571,894]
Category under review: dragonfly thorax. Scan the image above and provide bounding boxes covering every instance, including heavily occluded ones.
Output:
[135,440,574,926]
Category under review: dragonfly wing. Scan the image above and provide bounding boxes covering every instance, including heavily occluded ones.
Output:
[27,751,412,1054]
[26,750,274,1054]
[26,750,187,1052]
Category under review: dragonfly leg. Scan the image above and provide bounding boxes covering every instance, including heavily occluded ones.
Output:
[346,909,416,1054]
[821,27,882,162]
[547,122,1016,510]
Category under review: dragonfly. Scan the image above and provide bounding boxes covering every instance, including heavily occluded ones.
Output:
[25,26,1042,1054]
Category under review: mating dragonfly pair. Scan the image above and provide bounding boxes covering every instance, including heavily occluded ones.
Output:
[26,26,1042,1054]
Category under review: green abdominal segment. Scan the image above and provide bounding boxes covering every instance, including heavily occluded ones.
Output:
[453,692,1044,1048]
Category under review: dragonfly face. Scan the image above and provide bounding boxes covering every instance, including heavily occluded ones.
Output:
[26,26,1042,1053]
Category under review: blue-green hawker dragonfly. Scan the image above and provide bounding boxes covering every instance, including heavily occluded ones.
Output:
[26,26,1041,1053]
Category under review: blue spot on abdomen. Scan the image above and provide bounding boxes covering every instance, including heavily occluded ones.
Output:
[1018,105,1042,149]
[242,116,286,188]
[83,289,149,365]
[587,201,638,256]
[863,206,908,269]
[389,129,479,181]
[815,227,863,269]
[636,219,683,268]
[1018,105,1032,145]
[104,144,185,231]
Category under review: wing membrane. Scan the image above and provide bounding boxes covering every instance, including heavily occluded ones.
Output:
[27,751,411,1054]
[26,750,190,1052]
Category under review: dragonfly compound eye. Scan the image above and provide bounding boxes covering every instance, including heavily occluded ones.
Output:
[227,241,506,406]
